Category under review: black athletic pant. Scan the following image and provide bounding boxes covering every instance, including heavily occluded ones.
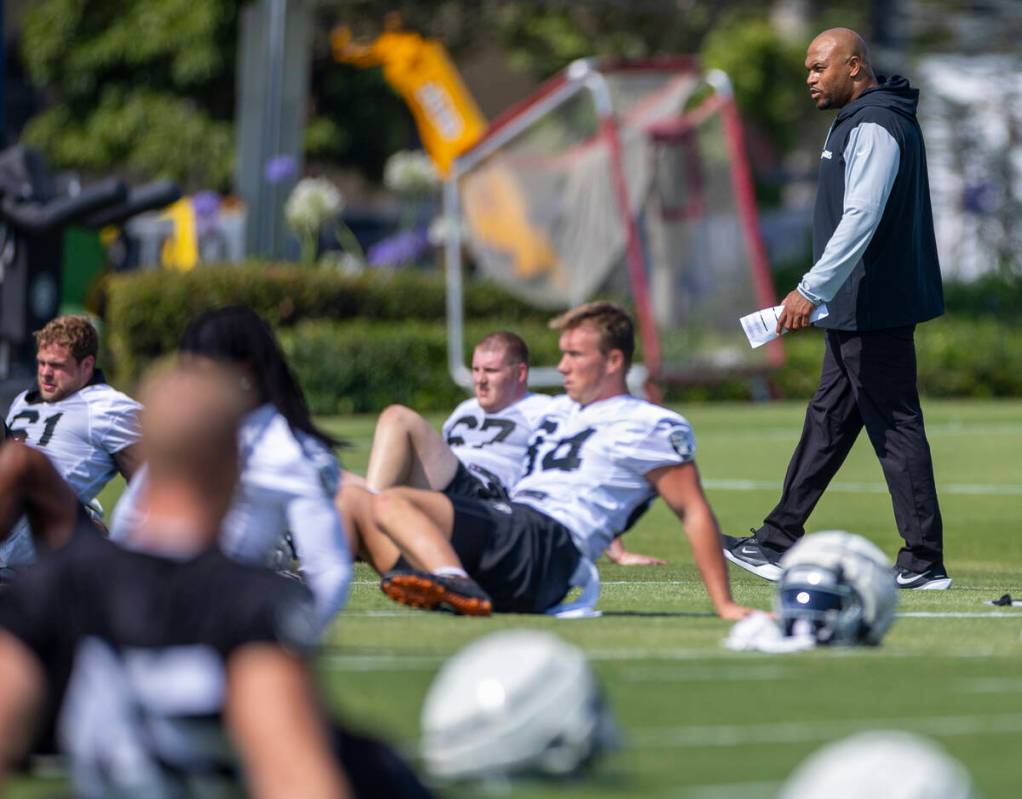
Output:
[756,326,944,573]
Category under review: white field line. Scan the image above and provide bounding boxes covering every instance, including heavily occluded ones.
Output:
[707,422,1022,440]
[349,581,1022,600]
[899,617,1021,621]
[957,678,1022,693]
[676,781,781,799]
[628,711,1022,749]
[619,665,791,682]
[321,643,1018,673]
[703,478,1022,495]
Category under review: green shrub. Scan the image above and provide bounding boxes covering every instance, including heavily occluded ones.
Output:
[280,319,561,414]
[101,266,1022,411]
[757,317,1022,401]
[103,266,545,385]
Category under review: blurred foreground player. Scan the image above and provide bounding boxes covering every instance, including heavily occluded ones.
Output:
[111,306,353,634]
[0,363,433,798]
[0,440,83,577]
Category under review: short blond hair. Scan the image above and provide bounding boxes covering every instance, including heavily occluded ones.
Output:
[549,301,635,368]
[34,316,98,363]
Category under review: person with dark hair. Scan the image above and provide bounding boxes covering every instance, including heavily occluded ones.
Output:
[111,306,352,634]
[722,28,949,590]
[0,362,436,798]
[3,315,141,572]
[359,302,753,619]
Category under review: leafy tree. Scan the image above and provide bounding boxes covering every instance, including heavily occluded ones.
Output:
[21,0,240,189]
[700,15,807,155]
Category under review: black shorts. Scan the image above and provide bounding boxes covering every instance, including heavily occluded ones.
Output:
[449,496,581,614]
[442,461,508,502]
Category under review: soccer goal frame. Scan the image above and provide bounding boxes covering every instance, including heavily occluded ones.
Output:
[443,56,780,396]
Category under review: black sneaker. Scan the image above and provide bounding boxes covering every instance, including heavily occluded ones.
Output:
[894,566,952,590]
[722,533,784,581]
[381,567,493,616]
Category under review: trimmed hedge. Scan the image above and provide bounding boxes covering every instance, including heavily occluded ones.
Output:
[102,265,545,385]
[761,315,1022,401]
[274,315,1022,415]
[100,266,1022,413]
[280,320,562,414]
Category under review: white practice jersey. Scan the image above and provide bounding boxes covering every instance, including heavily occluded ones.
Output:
[111,404,352,633]
[511,394,696,563]
[5,380,141,502]
[442,393,553,493]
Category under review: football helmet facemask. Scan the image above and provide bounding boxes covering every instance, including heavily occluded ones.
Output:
[776,530,897,646]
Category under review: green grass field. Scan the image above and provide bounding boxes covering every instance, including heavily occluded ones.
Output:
[16,399,1022,797]
[319,399,1022,799]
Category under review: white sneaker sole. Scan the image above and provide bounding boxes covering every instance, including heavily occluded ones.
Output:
[723,549,782,582]
[910,577,952,590]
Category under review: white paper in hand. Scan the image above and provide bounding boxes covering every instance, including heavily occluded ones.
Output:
[739,303,830,349]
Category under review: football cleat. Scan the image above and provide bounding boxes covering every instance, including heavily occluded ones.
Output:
[722,533,784,581]
[381,567,492,616]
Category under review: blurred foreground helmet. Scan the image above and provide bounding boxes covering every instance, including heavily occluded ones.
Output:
[776,530,896,645]
[420,629,617,780]
[778,730,976,799]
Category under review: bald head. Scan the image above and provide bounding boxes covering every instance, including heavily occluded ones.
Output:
[805,28,877,110]
[139,361,248,517]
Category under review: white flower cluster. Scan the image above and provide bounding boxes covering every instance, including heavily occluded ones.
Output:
[284,177,344,236]
[383,150,439,195]
[427,214,467,246]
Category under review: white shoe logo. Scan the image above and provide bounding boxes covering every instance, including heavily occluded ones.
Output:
[895,572,920,586]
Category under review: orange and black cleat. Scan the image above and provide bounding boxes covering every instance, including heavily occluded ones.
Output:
[381,567,493,616]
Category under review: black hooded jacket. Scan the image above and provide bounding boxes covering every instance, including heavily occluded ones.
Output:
[812,75,944,331]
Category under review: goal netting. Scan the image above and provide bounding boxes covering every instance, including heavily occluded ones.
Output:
[444,57,781,390]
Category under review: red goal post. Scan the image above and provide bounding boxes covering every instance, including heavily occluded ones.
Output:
[443,56,782,396]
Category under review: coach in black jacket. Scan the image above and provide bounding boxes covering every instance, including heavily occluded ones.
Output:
[723,28,950,590]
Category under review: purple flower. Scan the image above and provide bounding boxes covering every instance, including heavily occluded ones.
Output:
[192,190,220,235]
[367,228,431,267]
[264,154,297,184]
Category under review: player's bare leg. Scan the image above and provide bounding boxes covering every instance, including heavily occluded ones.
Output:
[371,487,491,615]
[365,405,460,492]
[334,484,402,573]
[0,441,79,550]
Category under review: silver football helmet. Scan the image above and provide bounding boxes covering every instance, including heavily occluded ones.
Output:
[420,629,617,780]
[778,730,976,799]
[776,530,897,645]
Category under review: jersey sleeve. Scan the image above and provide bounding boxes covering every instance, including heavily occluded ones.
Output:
[441,399,473,442]
[108,466,149,543]
[519,393,556,429]
[90,390,142,455]
[614,413,696,476]
[285,490,353,635]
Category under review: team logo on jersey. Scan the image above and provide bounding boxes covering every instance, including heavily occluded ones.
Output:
[821,149,833,159]
[491,501,512,515]
[668,428,694,459]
